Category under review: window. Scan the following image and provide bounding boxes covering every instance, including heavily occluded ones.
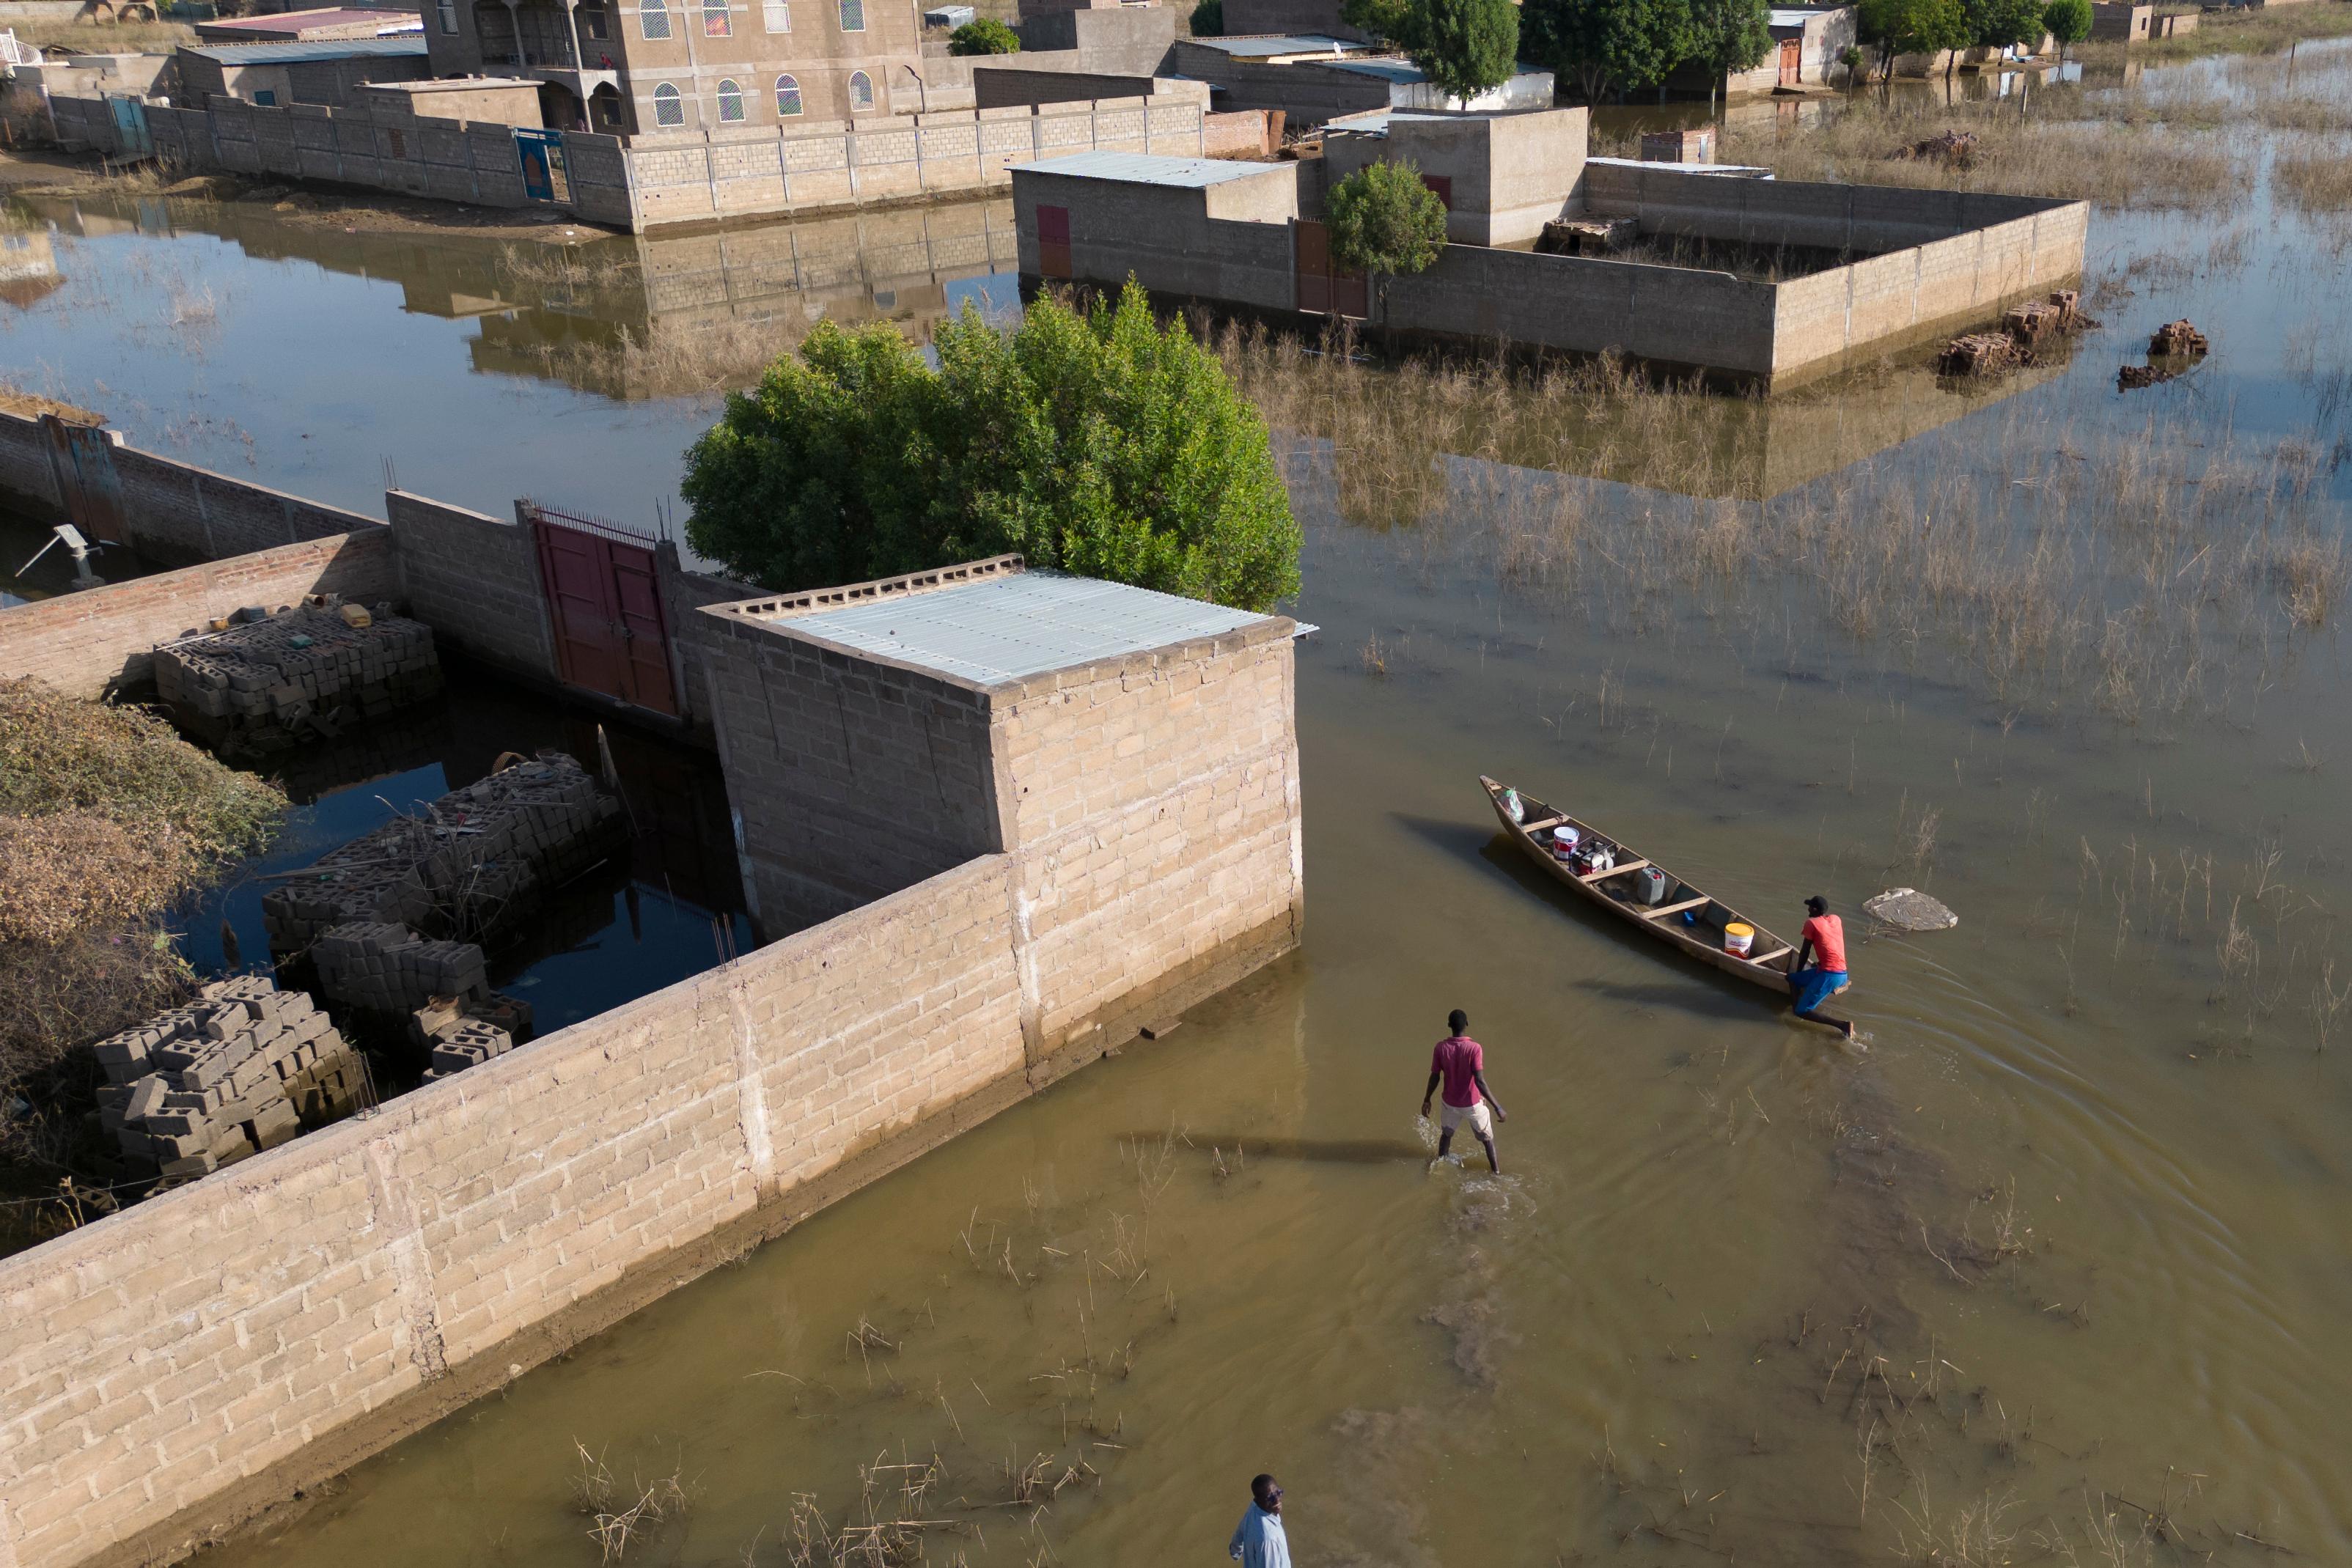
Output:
[702,0,729,34]
[837,0,862,29]
[436,0,455,32]
[774,72,802,114]
[716,77,745,119]
[639,0,671,38]
[762,0,788,28]
[847,68,874,110]
[580,2,609,37]
[652,81,684,125]
[251,88,278,106]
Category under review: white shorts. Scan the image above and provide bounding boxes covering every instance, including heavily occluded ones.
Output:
[1439,1100,1493,1139]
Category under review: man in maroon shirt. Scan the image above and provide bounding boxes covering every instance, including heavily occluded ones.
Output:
[1421,1009,1508,1172]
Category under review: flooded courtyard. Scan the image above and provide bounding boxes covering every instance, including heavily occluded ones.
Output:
[7,32,2352,1567]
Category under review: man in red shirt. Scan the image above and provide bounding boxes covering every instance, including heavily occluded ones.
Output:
[1421,1009,1508,1172]
[1788,895,1854,1039]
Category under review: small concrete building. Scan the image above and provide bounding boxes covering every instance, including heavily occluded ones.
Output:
[1662,5,1857,97]
[174,37,433,108]
[1172,34,1551,125]
[353,73,545,122]
[194,6,425,42]
[1010,106,2090,389]
[2089,1,2153,39]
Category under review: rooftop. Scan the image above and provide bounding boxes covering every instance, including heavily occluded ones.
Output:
[1180,33,1365,56]
[200,7,422,32]
[1012,150,1289,188]
[363,73,540,90]
[767,567,1273,687]
[183,36,428,61]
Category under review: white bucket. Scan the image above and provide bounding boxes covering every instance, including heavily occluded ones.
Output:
[1724,921,1755,958]
[1550,825,1581,859]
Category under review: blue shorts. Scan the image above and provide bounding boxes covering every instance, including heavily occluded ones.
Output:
[1788,967,1850,1013]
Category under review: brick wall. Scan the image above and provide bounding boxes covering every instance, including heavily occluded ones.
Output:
[0,531,402,699]
[383,491,559,685]
[0,855,1029,1568]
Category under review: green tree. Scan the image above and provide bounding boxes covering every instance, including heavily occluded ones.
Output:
[1963,0,2045,50]
[1343,0,1521,100]
[682,282,1300,613]
[1683,0,1773,88]
[2042,0,2090,61]
[1521,0,1692,103]
[1326,159,1449,328]
[1187,0,1223,34]
[947,16,1020,53]
[1858,0,1965,79]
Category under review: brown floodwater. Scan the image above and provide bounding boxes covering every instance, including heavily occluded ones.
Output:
[11,37,2352,1566]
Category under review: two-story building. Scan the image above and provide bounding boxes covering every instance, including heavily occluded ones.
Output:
[422,0,923,134]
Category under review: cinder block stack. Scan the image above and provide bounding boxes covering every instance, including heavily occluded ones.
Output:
[154,600,442,752]
[422,1020,518,1081]
[260,753,622,1015]
[92,976,363,1180]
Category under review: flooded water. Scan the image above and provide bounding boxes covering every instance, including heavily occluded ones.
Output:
[13,36,2352,1567]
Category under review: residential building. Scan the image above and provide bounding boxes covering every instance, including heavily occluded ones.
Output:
[422,0,930,136]
[173,37,433,108]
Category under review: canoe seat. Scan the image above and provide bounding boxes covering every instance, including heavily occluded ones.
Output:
[1520,814,1567,833]
[1749,946,1793,968]
[1639,896,1712,921]
[1581,858,1648,883]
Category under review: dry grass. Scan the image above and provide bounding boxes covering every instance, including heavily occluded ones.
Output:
[1718,93,2241,211]
[2274,139,2352,216]
[2127,0,2352,62]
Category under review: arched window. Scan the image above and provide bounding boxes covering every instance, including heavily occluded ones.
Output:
[639,0,671,37]
[652,81,684,125]
[774,73,803,114]
[702,0,729,35]
[716,77,745,120]
[837,0,863,30]
[847,69,874,110]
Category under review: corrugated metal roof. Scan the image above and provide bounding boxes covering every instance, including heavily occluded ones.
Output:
[1323,57,1425,81]
[1012,149,1290,187]
[1182,33,1361,56]
[202,7,422,29]
[183,36,428,61]
[780,572,1272,686]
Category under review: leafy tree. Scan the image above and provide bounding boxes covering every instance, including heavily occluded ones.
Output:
[1521,0,1692,103]
[1963,0,2045,50]
[1187,0,1222,33]
[1683,0,1773,85]
[1326,159,1449,328]
[2042,0,2090,61]
[947,17,1020,53]
[682,283,1300,613]
[1343,0,1520,100]
[1858,0,1966,79]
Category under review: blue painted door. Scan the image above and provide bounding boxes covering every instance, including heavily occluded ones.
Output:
[515,129,570,202]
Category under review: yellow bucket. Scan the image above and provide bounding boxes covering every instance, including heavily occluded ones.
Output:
[1723,921,1755,957]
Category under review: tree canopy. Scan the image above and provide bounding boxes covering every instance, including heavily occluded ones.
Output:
[680,283,1301,614]
[1683,0,1773,77]
[1521,0,1691,103]
[2042,0,2090,56]
[1326,160,1450,278]
[1187,0,1222,34]
[1963,0,2045,48]
[1858,0,1966,74]
[947,17,1020,53]
[1342,0,1521,100]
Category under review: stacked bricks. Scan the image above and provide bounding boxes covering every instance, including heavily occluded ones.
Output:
[261,752,623,1015]
[91,976,363,1179]
[153,600,442,752]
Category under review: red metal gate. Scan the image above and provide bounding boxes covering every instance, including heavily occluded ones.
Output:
[524,502,680,718]
[1294,220,1367,320]
[1778,37,1801,87]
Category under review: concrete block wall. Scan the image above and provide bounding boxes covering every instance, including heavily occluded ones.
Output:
[383,490,558,685]
[1014,168,1304,310]
[0,854,1033,1568]
[624,97,1205,229]
[1580,163,2067,254]
[0,409,383,565]
[694,600,1008,924]
[0,531,401,698]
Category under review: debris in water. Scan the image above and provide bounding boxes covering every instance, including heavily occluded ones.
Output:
[1936,333,2022,378]
[1889,129,1977,166]
[1863,887,1958,932]
[1938,292,2095,379]
[2118,362,2177,391]
[2148,318,2208,358]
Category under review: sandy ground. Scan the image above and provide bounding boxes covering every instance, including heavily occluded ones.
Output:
[0,147,624,243]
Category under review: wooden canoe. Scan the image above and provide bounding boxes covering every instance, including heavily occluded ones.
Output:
[1478,774,1851,1026]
